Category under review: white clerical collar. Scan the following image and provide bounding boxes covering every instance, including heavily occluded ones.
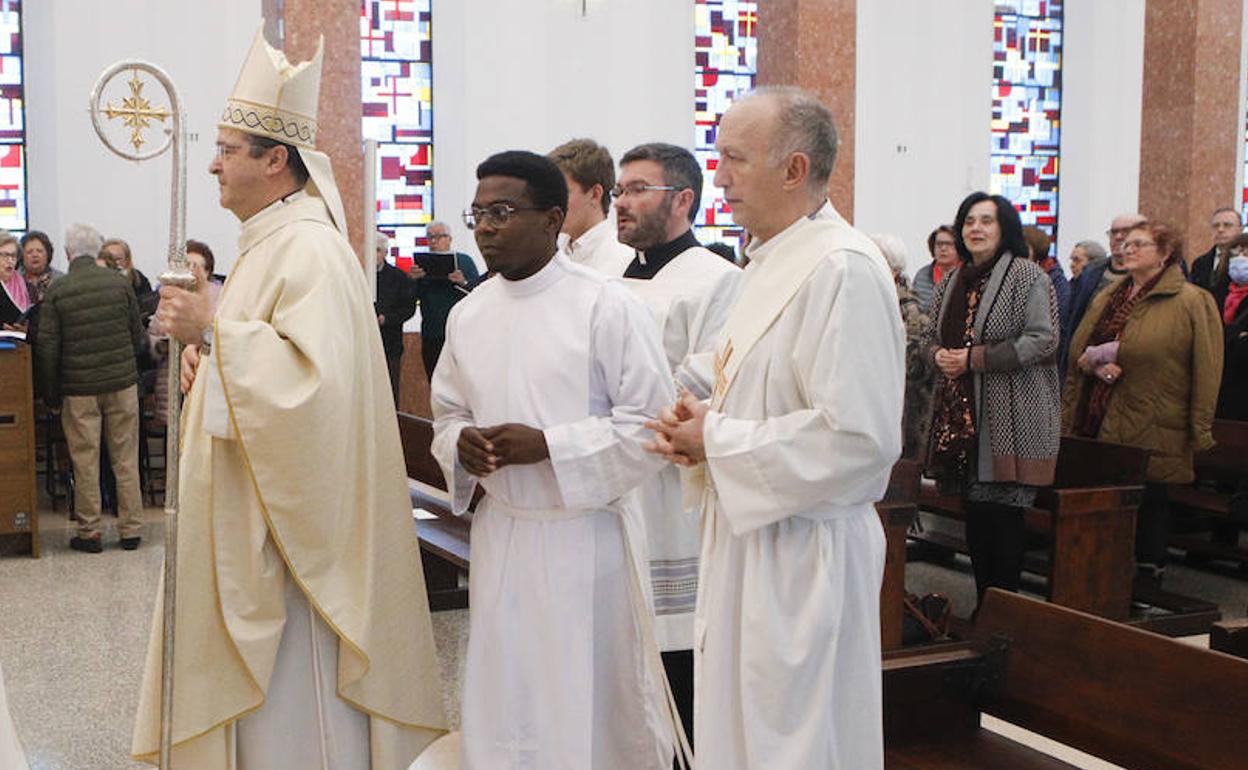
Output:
[245,187,309,226]
[745,214,811,265]
[498,250,567,297]
[812,199,847,224]
[744,200,842,264]
[564,217,614,260]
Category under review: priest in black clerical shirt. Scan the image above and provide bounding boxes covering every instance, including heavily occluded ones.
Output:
[610,141,741,750]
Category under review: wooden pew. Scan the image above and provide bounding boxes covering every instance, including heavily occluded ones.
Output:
[1168,418,1248,574]
[397,412,471,611]
[913,437,1147,621]
[879,459,920,650]
[885,590,1248,770]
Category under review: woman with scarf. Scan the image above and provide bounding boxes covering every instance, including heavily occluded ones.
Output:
[1063,221,1223,588]
[0,230,32,329]
[923,192,1061,608]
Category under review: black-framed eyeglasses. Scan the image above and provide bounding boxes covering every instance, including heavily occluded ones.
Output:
[462,203,548,230]
[609,182,679,200]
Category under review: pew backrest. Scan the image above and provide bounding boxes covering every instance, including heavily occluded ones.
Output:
[398,412,448,491]
[1051,436,1149,489]
[972,590,1248,770]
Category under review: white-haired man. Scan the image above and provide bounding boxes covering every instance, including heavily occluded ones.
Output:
[136,31,445,768]
[35,223,145,553]
[648,87,905,769]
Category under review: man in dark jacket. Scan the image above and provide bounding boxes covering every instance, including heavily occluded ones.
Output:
[1190,206,1242,309]
[36,223,145,553]
[409,220,478,379]
[373,231,418,405]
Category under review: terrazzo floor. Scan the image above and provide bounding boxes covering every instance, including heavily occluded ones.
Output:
[0,506,468,770]
[1,504,1244,770]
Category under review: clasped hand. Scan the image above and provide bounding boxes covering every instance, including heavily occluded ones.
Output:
[934,347,970,379]
[644,391,708,467]
[457,423,549,477]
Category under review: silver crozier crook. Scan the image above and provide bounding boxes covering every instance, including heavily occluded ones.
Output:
[88,61,192,770]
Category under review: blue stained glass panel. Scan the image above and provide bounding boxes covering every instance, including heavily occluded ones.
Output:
[990,1,1064,254]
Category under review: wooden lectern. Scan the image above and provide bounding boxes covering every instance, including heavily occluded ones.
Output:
[0,343,38,557]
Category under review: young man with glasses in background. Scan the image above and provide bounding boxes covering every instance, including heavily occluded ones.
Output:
[548,137,637,276]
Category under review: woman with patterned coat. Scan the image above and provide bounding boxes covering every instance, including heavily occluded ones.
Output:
[923,192,1061,608]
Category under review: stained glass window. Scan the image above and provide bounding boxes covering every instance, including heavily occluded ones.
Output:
[694,0,757,250]
[991,0,1063,256]
[361,0,433,259]
[0,1,26,232]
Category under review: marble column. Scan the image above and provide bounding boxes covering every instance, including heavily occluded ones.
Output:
[758,0,857,220]
[267,0,367,267]
[1139,0,1243,258]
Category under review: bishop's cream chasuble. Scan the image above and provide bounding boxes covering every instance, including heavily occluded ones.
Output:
[430,253,688,770]
[620,245,738,651]
[690,210,904,770]
[132,193,447,769]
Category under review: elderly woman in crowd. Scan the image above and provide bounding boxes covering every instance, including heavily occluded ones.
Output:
[19,231,60,304]
[1068,239,1107,281]
[1023,226,1071,333]
[0,230,32,328]
[924,192,1061,606]
[1063,221,1223,587]
[913,224,959,309]
[148,239,221,423]
[100,238,153,297]
[873,232,934,459]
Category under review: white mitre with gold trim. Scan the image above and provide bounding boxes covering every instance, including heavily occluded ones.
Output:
[219,29,349,237]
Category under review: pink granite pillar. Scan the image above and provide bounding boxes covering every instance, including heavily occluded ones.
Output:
[275,0,366,267]
[1139,0,1243,258]
[758,0,856,221]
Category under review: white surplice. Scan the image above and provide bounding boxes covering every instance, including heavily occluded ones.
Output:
[430,252,677,770]
[558,216,636,277]
[620,245,738,651]
[685,210,904,770]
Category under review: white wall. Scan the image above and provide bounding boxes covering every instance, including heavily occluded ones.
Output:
[23,0,1160,285]
[432,0,693,270]
[856,0,1148,278]
[1056,0,1145,267]
[25,1,258,280]
[854,0,995,277]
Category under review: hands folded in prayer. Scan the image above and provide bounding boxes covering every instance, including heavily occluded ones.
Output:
[457,423,549,477]
[644,391,709,467]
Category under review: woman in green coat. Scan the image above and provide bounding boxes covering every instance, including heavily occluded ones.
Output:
[1063,221,1224,586]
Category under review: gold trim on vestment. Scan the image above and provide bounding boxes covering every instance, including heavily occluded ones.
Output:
[211,311,447,734]
[220,98,317,148]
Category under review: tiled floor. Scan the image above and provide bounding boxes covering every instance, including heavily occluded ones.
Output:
[0,507,467,770]
[1,505,1244,770]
